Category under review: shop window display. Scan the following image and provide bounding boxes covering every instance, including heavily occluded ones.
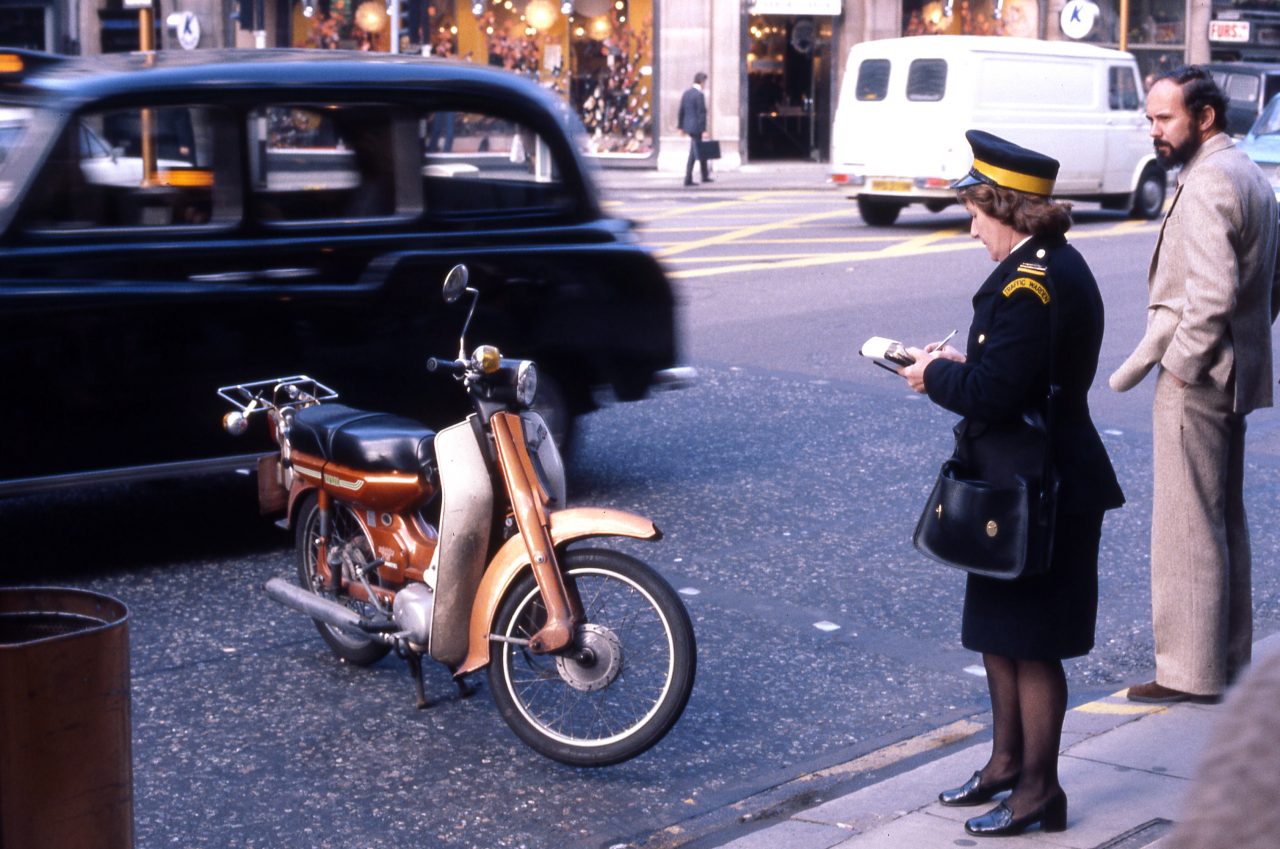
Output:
[292,0,393,51]
[384,0,654,158]
[902,0,1038,38]
[898,0,1183,82]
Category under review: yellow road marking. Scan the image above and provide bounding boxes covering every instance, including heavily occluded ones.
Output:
[662,220,1160,279]
[810,719,985,781]
[657,208,851,259]
[636,191,783,223]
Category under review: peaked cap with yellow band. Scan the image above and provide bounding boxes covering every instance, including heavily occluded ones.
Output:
[950,130,1059,197]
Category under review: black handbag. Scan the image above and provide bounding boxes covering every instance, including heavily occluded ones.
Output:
[912,417,1059,580]
[912,275,1061,581]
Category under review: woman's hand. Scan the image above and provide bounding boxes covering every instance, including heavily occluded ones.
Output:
[927,342,966,362]
[898,345,966,393]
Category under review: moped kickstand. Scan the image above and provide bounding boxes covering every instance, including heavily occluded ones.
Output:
[402,651,477,708]
[404,651,433,710]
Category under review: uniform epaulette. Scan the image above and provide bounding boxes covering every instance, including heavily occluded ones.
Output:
[1016,263,1047,277]
[1002,277,1051,304]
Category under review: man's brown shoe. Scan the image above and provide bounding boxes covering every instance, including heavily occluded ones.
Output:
[1127,681,1222,704]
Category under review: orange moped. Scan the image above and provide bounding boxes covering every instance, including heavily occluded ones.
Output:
[218,265,695,766]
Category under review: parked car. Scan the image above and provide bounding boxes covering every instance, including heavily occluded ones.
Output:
[1236,91,1280,203]
[829,36,1166,225]
[1205,61,1280,137]
[0,49,688,496]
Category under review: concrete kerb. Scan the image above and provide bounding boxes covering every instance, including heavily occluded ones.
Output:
[593,161,837,196]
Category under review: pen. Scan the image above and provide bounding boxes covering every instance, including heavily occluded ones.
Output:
[936,329,957,350]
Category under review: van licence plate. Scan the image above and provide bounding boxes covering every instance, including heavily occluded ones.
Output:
[870,179,912,192]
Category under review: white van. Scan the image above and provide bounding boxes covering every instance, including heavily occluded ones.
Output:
[830,36,1165,226]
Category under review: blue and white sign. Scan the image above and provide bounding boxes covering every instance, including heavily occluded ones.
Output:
[166,11,201,50]
[1060,0,1099,40]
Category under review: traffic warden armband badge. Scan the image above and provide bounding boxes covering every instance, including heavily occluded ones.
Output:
[1002,277,1051,305]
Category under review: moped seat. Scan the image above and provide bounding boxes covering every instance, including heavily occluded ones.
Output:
[290,404,435,476]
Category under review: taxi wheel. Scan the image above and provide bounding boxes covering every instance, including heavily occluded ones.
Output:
[530,370,576,454]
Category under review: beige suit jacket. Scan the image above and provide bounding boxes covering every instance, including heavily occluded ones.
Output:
[1110,132,1280,414]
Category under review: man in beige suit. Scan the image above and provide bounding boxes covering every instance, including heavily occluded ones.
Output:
[1111,66,1280,703]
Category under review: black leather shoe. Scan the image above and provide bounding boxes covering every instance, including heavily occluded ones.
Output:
[938,771,1018,807]
[701,176,714,183]
[683,179,695,187]
[964,792,1067,836]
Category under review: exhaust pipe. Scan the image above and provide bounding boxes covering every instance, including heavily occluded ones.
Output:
[265,577,371,638]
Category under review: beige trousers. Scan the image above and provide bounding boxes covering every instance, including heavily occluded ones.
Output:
[1151,368,1253,696]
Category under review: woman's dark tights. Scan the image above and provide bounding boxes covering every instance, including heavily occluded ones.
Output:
[979,653,1068,814]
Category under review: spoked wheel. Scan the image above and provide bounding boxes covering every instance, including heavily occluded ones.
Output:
[488,548,696,766]
[295,495,391,666]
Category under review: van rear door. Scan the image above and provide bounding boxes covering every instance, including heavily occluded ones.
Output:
[833,52,969,193]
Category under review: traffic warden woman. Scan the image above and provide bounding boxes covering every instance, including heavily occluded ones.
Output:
[899,131,1124,837]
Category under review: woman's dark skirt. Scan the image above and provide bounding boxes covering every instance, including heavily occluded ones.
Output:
[961,510,1104,660]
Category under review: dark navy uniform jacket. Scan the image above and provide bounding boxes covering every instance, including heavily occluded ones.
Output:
[924,234,1124,515]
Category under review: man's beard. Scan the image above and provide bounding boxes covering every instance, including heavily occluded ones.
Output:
[1154,134,1201,169]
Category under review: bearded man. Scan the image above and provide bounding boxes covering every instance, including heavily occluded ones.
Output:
[1110,66,1280,704]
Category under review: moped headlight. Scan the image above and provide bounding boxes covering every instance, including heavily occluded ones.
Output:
[516,360,538,407]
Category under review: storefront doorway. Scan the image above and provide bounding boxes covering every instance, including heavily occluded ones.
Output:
[746,14,834,161]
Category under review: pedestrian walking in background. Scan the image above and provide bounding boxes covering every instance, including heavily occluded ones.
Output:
[899,131,1124,838]
[678,72,711,187]
[1110,66,1280,705]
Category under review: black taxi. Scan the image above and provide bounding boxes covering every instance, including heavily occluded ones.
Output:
[0,49,685,495]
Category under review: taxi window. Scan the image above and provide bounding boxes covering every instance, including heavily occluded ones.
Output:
[856,60,891,101]
[24,105,237,230]
[420,110,574,221]
[0,106,33,167]
[248,105,423,223]
[906,59,946,102]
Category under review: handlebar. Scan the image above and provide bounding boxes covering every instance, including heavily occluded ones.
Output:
[426,357,465,376]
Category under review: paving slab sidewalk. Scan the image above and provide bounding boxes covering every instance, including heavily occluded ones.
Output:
[707,633,1280,849]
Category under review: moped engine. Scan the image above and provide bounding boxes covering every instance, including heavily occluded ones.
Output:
[392,584,435,648]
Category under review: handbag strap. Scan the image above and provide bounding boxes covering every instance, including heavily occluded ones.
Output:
[1037,250,1062,509]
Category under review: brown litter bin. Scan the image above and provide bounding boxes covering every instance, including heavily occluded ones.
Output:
[0,587,133,849]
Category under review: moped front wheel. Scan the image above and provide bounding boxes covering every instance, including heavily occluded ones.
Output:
[295,494,391,667]
[488,548,696,767]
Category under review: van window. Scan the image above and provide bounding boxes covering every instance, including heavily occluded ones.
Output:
[907,59,947,102]
[1108,66,1140,110]
[856,60,891,101]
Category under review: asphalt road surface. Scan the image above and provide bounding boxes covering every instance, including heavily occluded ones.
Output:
[6,186,1279,849]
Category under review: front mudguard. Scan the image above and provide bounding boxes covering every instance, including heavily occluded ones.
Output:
[455,507,661,676]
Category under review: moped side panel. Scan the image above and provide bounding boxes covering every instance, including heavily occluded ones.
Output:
[455,507,660,676]
[429,418,494,667]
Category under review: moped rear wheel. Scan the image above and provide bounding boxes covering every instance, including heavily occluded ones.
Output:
[295,494,391,667]
[488,548,696,766]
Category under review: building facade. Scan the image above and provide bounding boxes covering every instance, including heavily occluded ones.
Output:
[2,0,1267,168]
